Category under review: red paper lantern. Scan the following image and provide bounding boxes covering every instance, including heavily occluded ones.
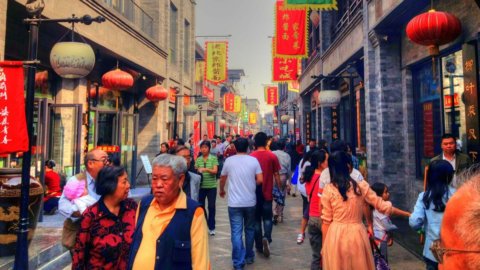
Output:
[145,84,168,102]
[102,68,134,90]
[406,9,462,56]
[89,86,110,99]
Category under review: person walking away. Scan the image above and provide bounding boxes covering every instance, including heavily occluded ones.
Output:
[72,166,137,270]
[195,140,219,235]
[43,159,62,215]
[250,132,281,258]
[296,151,313,244]
[410,160,456,270]
[303,150,328,269]
[270,141,292,224]
[430,133,472,188]
[128,154,210,270]
[371,183,399,262]
[174,145,201,201]
[321,151,410,270]
[219,138,263,270]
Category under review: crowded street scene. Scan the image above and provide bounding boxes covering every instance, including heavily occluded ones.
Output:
[1,0,480,269]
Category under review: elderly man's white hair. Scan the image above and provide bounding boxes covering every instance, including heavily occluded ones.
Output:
[454,163,480,268]
[152,154,187,177]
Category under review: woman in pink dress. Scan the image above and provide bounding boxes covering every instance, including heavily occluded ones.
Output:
[321,151,410,270]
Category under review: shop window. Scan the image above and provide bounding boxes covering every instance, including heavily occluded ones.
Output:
[441,50,466,152]
[413,60,442,178]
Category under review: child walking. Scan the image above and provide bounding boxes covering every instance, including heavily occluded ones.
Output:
[371,183,398,262]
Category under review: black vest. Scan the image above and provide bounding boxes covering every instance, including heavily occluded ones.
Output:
[127,194,199,270]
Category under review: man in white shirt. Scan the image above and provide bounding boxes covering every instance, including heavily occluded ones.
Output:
[220,138,263,269]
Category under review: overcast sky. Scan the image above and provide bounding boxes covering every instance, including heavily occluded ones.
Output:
[196,0,277,114]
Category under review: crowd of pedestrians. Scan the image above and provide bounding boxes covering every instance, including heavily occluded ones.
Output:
[47,131,480,270]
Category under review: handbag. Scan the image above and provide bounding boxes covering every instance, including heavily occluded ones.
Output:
[61,218,80,250]
[369,238,391,270]
[272,185,285,206]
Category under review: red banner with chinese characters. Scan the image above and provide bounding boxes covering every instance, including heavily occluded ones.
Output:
[274,1,308,58]
[207,122,215,139]
[193,121,200,159]
[203,85,214,101]
[0,61,28,154]
[444,93,459,108]
[224,93,235,112]
[423,102,434,157]
[205,41,228,85]
[265,86,279,105]
[169,88,176,103]
[273,57,298,82]
[184,95,191,105]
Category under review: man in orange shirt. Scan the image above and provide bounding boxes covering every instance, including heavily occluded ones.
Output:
[128,154,210,270]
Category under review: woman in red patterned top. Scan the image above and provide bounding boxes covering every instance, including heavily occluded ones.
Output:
[43,160,62,215]
[72,166,137,270]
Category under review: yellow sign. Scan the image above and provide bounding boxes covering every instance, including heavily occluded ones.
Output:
[195,61,205,83]
[249,112,257,124]
[234,95,242,113]
[205,42,228,84]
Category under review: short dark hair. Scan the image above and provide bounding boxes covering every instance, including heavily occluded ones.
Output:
[269,141,280,151]
[45,159,56,169]
[200,140,211,149]
[330,139,348,153]
[95,166,127,196]
[254,132,268,147]
[177,138,185,145]
[441,133,457,143]
[371,182,388,197]
[234,138,249,153]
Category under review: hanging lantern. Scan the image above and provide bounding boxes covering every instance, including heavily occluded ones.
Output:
[88,86,110,99]
[184,104,198,116]
[50,41,95,79]
[319,90,341,107]
[220,119,226,128]
[102,68,134,90]
[34,70,48,89]
[145,84,168,102]
[406,10,462,57]
[281,115,291,124]
[206,115,215,122]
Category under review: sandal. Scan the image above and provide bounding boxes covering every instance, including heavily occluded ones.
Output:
[296,233,305,244]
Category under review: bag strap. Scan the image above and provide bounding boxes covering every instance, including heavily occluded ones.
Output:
[369,237,383,256]
[308,174,320,202]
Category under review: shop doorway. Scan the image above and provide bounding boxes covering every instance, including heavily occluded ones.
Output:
[91,109,138,185]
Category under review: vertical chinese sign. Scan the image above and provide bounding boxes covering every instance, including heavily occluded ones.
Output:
[205,42,228,85]
[224,93,235,112]
[274,1,308,58]
[265,86,279,105]
[0,61,29,154]
[207,122,215,139]
[169,88,176,104]
[423,102,434,157]
[283,0,338,10]
[331,108,339,141]
[249,112,257,124]
[462,43,480,162]
[234,95,242,113]
[195,61,205,83]
[273,57,298,82]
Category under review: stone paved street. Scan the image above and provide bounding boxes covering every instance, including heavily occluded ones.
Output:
[210,192,424,270]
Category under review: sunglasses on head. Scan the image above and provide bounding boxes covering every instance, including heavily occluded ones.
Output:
[430,239,480,263]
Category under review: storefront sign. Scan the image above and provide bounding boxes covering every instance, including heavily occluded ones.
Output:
[331,107,339,141]
[423,102,435,157]
[265,86,279,105]
[205,41,228,85]
[274,1,308,58]
[96,145,120,153]
[288,80,300,93]
[234,95,242,113]
[203,86,214,101]
[444,93,459,108]
[249,112,257,124]
[195,61,205,83]
[183,95,190,105]
[207,122,215,139]
[305,112,311,140]
[0,61,29,154]
[462,43,480,162]
[224,93,235,112]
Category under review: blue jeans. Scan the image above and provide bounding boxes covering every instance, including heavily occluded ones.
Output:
[228,206,256,269]
[254,199,273,250]
[199,188,217,230]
